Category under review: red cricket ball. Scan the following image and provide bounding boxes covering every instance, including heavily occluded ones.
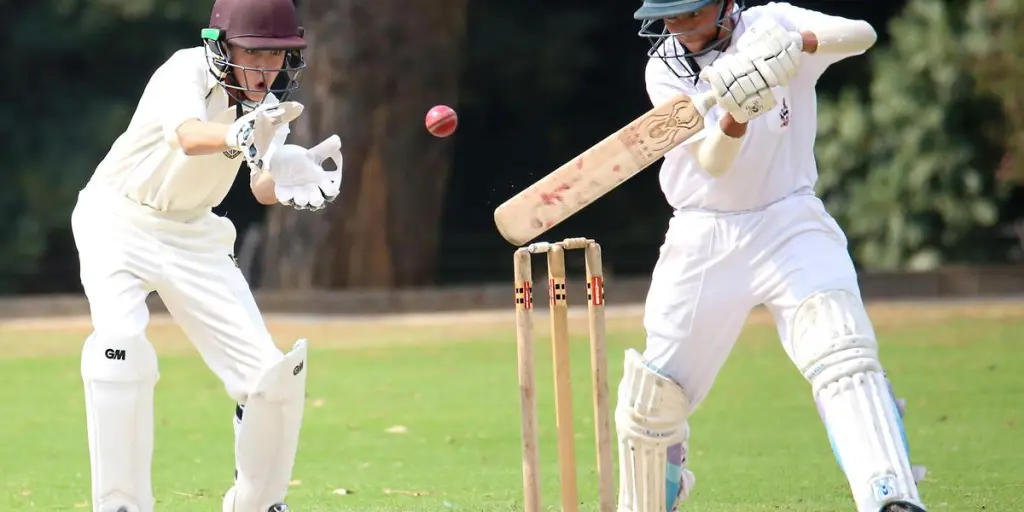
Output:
[425,105,458,138]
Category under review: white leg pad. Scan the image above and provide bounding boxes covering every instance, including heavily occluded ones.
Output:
[226,339,308,512]
[615,349,692,512]
[792,290,926,512]
[81,333,159,512]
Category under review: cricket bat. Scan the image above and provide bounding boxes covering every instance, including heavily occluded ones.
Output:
[493,91,716,246]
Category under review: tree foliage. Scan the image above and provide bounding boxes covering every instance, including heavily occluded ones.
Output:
[815,0,1016,271]
[255,0,612,289]
[257,0,471,290]
[4,0,1020,294]
[966,0,1024,183]
[0,0,208,293]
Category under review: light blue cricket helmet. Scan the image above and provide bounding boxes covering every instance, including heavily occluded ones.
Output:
[633,0,746,81]
[634,0,721,20]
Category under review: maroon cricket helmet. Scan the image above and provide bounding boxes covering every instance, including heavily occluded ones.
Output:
[202,0,307,107]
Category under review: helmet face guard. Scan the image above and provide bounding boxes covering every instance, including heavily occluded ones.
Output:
[636,0,745,81]
[201,27,306,110]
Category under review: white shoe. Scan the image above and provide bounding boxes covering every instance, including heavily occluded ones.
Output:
[223,487,291,512]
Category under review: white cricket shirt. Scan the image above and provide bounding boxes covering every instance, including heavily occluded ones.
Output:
[86,47,284,213]
[646,2,866,212]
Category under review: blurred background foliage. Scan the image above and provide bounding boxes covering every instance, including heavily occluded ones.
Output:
[815,0,1024,270]
[0,0,1021,294]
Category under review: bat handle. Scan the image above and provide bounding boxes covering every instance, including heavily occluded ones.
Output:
[693,91,717,117]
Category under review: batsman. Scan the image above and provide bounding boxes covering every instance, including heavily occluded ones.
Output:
[613,1,928,511]
[70,0,342,510]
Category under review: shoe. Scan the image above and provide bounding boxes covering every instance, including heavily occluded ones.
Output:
[223,485,291,512]
[882,503,926,512]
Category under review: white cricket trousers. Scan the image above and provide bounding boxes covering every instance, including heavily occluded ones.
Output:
[642,192,868,408]
[71,184,284,402]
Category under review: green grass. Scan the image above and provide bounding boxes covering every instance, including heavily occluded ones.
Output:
[0,308,1022,511]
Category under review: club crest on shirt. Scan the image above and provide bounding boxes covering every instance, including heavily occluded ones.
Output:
[223,148,242,159]
[779,98,790,128]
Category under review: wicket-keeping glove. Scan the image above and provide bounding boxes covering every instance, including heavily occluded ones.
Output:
[266,135,343,211]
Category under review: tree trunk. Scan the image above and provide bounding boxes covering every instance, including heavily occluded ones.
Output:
[259,0,469,290]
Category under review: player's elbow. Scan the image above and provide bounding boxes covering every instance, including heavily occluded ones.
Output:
[861,22,878,50]
[811,19,878,55]
[846,20,878,52]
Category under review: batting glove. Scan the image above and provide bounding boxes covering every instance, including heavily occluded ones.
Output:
[226,101,304,172]
[736,17,803,87]
[700,53,777,124]
[267,135,343,211]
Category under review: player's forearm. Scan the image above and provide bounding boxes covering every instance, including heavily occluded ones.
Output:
[798,19,877,55]
[250,170,278,205]
[719,115,747,138]
[697,117,744,177]
[175,119,232,156]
